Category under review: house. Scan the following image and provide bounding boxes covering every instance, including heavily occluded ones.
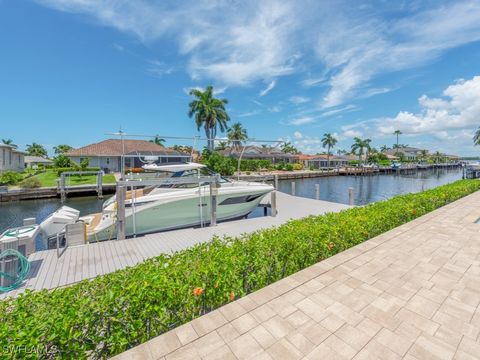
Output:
[385,147,424,161]
[220,146,297,164]
[24,155,54,168]
[66,139,190,173]
[300,154,350,169]
[0,144,25,172]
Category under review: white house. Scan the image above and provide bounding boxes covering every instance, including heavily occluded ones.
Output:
[386,147,424,161]
[0,144,25,172]
[24,155,54,168]
[66,139,190,173]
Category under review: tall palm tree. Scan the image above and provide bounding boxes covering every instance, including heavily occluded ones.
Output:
[188,86,230,151]
[393,130,402,150]
[380,145,389,152]
[420,149,428,161]
[321,133,338,168]
[215,141,228,151]
[351,137,371,163]
[26,142,47,157]
[150,135,165,146]
[227,122,248,151]
[474,127,480,146]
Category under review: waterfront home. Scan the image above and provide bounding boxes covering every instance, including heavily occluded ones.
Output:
[220,145,297,164]
[0,144,25,172]
[66,139,189,173]
[385,146,424,160]
[299,154,350,169]
[24,155,53,169]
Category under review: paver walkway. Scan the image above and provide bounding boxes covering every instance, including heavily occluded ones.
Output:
[113,191,480,360]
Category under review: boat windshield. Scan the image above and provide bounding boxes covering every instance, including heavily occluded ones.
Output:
[162,167,229,188]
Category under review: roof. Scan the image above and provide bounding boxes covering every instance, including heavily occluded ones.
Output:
[25,156,53,163]
[66,139,187,157]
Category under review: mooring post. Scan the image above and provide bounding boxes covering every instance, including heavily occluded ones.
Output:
[60,173,66,202]
[271,190,277,217]
[291,181,296,196]
[274,174,279,190]
[97,171,103,199]
[116,185,126,240]
[315,183,320,200]
[209,180,217,227]
[348,187,354,206]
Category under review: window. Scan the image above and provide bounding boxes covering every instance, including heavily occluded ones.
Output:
[106,158,110,165]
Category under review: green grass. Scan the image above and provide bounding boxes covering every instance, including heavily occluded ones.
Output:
[31,170,116,187]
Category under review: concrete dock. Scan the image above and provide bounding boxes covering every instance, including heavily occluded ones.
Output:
[1,192,351,298]
[113,190,480,360]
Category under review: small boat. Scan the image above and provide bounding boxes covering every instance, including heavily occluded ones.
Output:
[390,161,401,170]
[40,163,274,241]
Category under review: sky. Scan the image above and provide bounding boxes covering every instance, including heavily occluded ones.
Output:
[1,0,480,156]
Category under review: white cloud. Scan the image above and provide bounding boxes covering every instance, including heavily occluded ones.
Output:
[268,106,281,113]
[259,80,276,97]
[182,86,227,95]
[288,116,315,126]
[377,75,480,136]
[38,0,480,105]
[238,110,261,117]
[289,96,310,105]
[293,131,303,139]
[147,60,174,78]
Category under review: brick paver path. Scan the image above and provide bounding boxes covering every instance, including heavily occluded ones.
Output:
[114,191,480,359]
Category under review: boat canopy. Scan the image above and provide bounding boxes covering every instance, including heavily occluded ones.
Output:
[142,162,206,173]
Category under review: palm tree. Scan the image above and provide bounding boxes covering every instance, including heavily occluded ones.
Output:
[474,127,480,146]
[26,142,47,157]
[351,137,371,163]
[215,141,228,151]
[380,145,389,152]
[150,135,165,146]
[227,122,248,151]
[393,130,402,149]
[53,144,72,155]
[321,133,338,168]
[419,149,428,162]
[2,139,17,148]
[281,141,299,154]
[188,86,230,151]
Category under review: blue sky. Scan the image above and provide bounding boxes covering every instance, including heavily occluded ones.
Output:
[1,0,480,156]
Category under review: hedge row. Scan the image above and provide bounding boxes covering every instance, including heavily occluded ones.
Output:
[1,180,479,359]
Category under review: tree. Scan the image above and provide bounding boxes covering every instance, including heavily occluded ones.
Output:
[351,137,371,163]
[474,127,480,146]
[188,86,230,151]
[321,133,338,168]
[26,142,48,157]
[380,145,390,152]
[419,149,428,161]
[53,144,72,155]
[80,157,90,170]
[215,141,228,151]
[227,122,248,151]
[53,154,71,167]
[281,141,299,154]
[150,135,165,146]
[393,130,402,149]
[1,139,17,148]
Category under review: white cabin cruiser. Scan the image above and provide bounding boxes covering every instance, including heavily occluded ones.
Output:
[47,163,273,242]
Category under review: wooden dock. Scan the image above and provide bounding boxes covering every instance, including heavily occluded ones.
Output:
[1,192,351,298]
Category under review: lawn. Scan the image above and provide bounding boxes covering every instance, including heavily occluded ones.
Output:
[33,170,116,187]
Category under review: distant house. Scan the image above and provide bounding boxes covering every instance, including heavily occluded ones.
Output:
[24,155,54,168]
[220,146,297,164]
[66,139,190,173]
[0,144,25,172]
[385,147,424,161]
[299,154,350,169]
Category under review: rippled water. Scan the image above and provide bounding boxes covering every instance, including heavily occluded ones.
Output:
[0,168,463,235]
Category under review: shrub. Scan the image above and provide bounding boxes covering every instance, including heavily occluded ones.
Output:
[53,154,71,168]
[56,167,101,177]
[20,177,41,188]
[0,171,22,185]
[285,163,294,171]
[1,180,479,359]
[293,163,303,171]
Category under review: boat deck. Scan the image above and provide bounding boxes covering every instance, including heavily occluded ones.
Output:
[1,192,351,298]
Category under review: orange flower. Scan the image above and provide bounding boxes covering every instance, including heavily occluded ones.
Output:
[411,209,417,216]
[229,291,235,301]
[327,243,334,250]
[193,287,204,296]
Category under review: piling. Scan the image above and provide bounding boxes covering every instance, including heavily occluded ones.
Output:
[348,187,354,206]
[291,181,296,196]
[315,184,320,200]
[274,174,279,190]
[116,185,126,240]
[271,191,277,217]
[210,182,217,227]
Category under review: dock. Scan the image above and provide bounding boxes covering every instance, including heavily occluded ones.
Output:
[1,192,351,298]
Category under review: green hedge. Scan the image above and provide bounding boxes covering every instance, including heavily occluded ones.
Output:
[56,167,101,177]
[1,180,479,359]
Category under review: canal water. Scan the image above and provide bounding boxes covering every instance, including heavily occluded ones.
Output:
[0,168,463,235]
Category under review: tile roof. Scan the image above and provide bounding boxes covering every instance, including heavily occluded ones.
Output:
[66,139,186,157]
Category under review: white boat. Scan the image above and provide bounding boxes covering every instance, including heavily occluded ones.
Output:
[42,163,274,242]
